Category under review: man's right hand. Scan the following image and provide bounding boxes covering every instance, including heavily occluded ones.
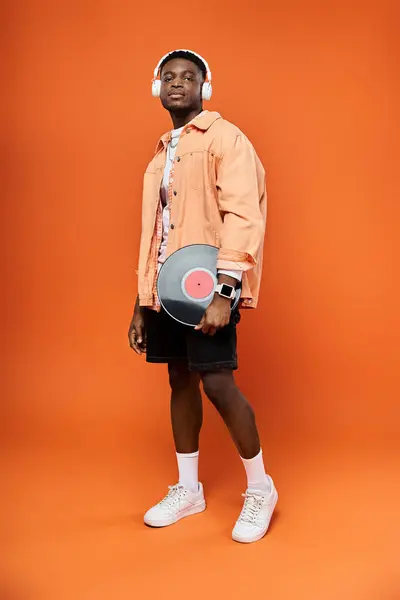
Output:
[128,298,146,355]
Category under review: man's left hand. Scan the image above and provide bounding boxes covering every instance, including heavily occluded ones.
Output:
[195,294,231,336]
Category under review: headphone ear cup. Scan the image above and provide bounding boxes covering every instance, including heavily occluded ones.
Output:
[152,79,161,98]
[202,82,212,101]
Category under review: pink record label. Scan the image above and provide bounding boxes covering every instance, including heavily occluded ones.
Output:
[183,269,215,300]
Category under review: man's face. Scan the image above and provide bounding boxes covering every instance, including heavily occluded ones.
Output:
[160,58,204,113]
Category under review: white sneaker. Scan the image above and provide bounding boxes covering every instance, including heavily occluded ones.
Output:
[144,483,206,527]
[232,475,278,543]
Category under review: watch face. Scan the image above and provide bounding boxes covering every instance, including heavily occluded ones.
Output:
[220,284,234,298]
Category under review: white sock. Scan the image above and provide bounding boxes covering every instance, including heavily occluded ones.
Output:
[241,449,271,493]
[176,451,199,493]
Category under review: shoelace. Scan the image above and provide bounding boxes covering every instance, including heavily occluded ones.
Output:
[238,491,264,524]
[159,485,188,510]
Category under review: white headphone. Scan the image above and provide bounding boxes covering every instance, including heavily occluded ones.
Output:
[152,49,213,101]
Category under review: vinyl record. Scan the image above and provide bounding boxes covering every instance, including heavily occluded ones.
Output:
[157,244,241,327]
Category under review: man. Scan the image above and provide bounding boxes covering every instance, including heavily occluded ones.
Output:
[128,49,277,544]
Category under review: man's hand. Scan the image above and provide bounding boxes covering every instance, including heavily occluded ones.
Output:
[195,294,232,336]
[128,297,146,354]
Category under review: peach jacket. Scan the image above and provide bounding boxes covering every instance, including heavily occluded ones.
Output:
[137,111,267,309]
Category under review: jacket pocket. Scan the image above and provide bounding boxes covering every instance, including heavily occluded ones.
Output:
[189,151,215,190]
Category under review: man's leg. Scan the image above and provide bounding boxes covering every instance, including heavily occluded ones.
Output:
[187,312,272,491]
[200,369,260,460]
[200,369,278,543]
[169,361,203,494]
[145,309,203,457]
[169,361,202,454]
[143,313,206,527]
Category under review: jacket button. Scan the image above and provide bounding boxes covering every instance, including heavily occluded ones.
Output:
[176,156,181,162]
[173,190,177,196]
[170,224,175,230]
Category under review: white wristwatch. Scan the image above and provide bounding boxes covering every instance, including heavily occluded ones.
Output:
[215,283,236,300]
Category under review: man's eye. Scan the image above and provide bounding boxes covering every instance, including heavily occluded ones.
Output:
[184,77,193,81]
[164,76,172,82]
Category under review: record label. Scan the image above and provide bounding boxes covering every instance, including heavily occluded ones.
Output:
[182,268,216,302]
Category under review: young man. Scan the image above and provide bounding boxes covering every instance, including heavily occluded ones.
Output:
[128,49,277,543]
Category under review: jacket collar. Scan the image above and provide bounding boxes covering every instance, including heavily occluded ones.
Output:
[156,111,221,152]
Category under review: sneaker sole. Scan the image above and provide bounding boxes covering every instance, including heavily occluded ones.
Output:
[232,490,278,544]
[144,499,206,528]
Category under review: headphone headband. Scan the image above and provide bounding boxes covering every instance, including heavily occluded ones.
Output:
[153,49,212,82]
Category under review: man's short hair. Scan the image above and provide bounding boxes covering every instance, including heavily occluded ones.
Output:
[159,50,207,79]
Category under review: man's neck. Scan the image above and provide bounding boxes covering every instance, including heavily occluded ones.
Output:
[170,108,203,130]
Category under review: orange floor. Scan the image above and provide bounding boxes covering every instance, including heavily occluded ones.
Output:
[4,414,399,600]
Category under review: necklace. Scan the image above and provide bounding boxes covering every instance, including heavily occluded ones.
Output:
[168,134,180,161]
[167,142,176,162]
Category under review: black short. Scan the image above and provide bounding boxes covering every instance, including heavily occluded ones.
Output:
[145,308,240,372]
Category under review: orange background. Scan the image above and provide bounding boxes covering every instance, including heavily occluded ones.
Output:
[3,1,400,599]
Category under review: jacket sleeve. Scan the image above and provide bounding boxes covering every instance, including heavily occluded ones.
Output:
[215,133,266,271]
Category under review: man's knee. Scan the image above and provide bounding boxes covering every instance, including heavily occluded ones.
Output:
[168,362,198,393]
[201,370,234,407]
